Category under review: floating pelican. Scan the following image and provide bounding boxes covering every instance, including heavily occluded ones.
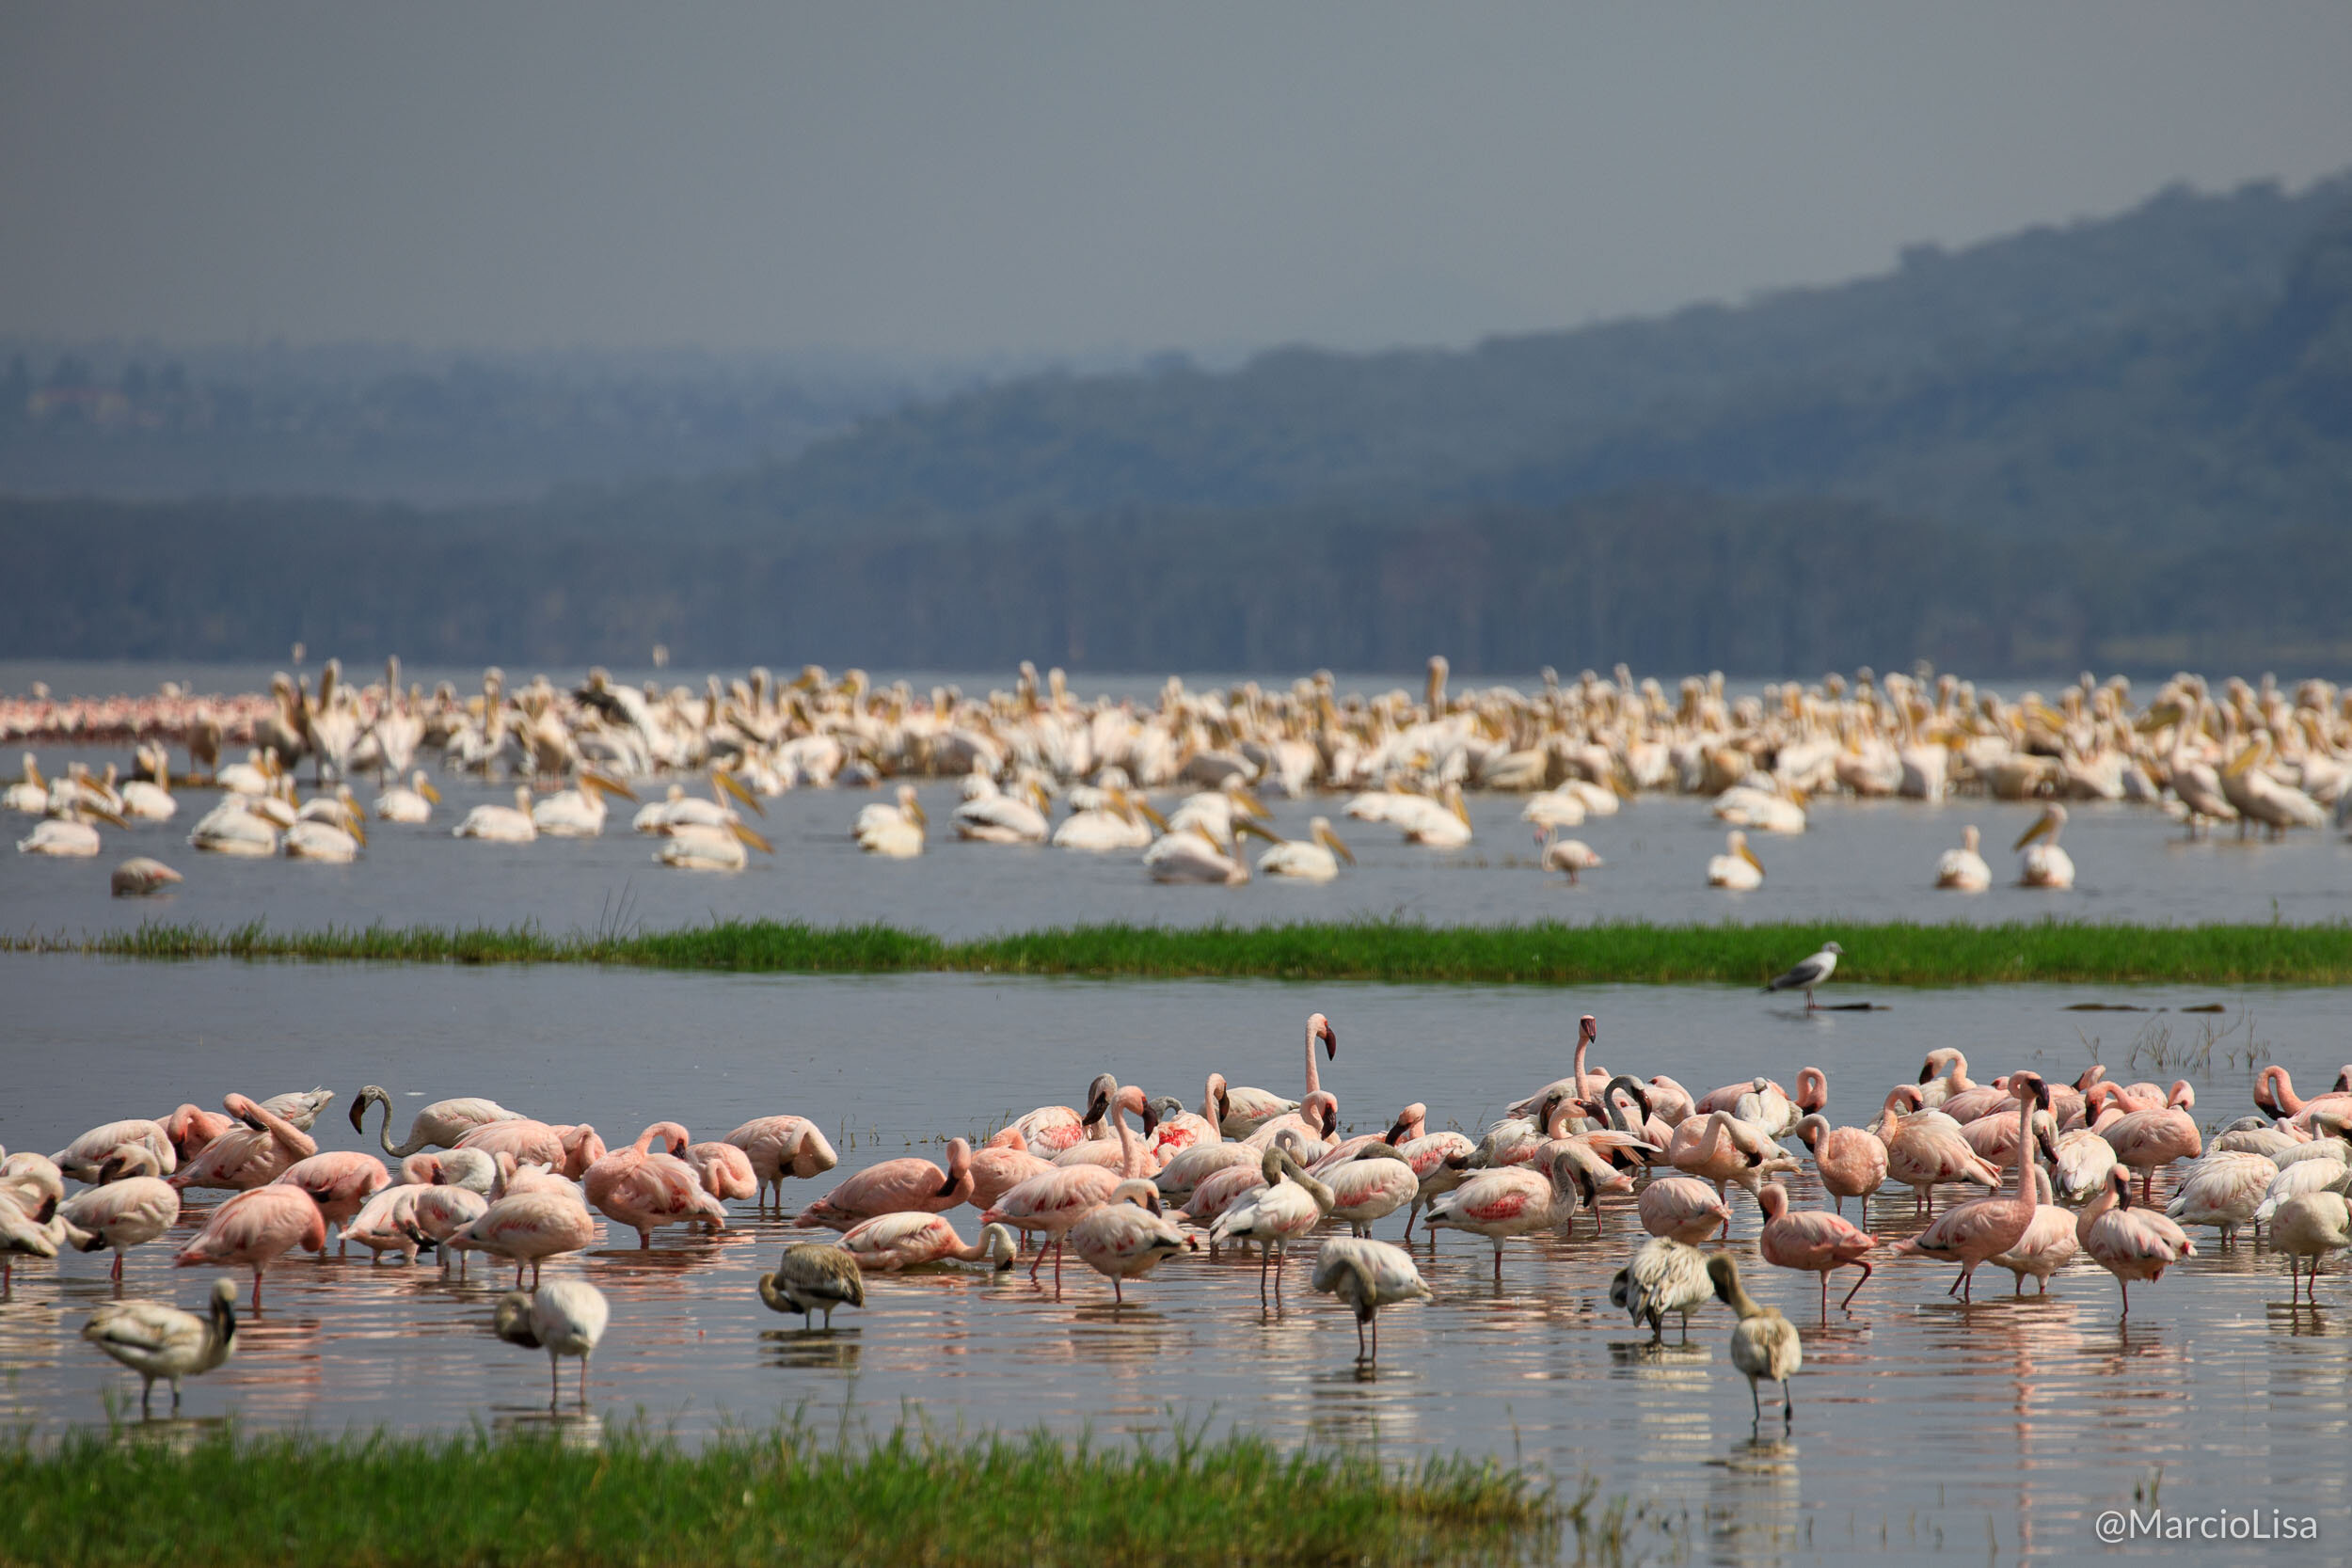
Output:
[1934,825,1991,891]
[1148,822,1261,884]
[117,771,176,822]
[375,771,441,822]
[453,785,539,844]
[953,780,1051,844]
[1254,816,1355,881]
[2013,804,2074,888]
[1051,787,1159,852]
[1713,783,1807,833]
[17,792,127,857]
[4,754,48,815]
[1393,782,1472,848]
[531,768,637,838]
[187,795,283,856]
[854,784,930,857]
[656,817,772,871]
[1707,830,1764,890]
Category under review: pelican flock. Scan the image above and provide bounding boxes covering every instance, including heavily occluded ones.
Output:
[8,657,2352,895]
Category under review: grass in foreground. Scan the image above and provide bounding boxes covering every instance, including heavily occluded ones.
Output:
[7,915,2351,986]
[0,1422,1557,1568]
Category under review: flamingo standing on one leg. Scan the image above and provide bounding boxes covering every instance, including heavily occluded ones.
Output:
[57,1146,180,1283]
[2076,1167,2197,1319]
[1636,1175,1733,1243]
[169,1093,318,1194]
[174,1184,326,1308]
[493,1278,609,1404]
[1756,1181,1877,1315]
[1070,1180,1195,1304]
[722,1116,840,1208]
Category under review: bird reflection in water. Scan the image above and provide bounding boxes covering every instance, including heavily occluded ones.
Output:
[491,1405,604,1449]
[760,1329,863,1372]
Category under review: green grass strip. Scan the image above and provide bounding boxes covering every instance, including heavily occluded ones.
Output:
[0,1421,1558,1568]
[7,916,2352,985]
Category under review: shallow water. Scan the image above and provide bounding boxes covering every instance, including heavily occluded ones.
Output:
[6,748,2350,941]
[2,958,2346,1563]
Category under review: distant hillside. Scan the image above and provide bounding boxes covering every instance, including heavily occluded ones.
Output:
[723,174,2352,547]
[8,488,2348,677]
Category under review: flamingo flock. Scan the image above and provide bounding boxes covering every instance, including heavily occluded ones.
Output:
[11,657,2352,899]
[8,993,2346,1428]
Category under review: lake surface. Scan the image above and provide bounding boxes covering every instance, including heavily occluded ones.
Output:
[7,749,2350,941]
[2,958,2345,1564]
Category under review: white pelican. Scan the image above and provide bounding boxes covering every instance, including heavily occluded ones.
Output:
[454,785,540,843]
[1166,784,1266,848]
[1255,816,1356,881]
[854,784,930,858]
[4,754,48,815]
[2013,804,2074,888]
[1051,787,1158,851]
[1535,825,1602,884]
[954,780,1050,843]
[2228,735,2327,836]
[186,797,281,856]
[1707,830,1764,890]
[1934,825,1992,891]
[1394,782,1472,847]
[112,856,183,895]
[1148,823,1254,884]
[375,771,441,822]
[1713,784,1806,833]
[1764,942,1842,1008]
[1518,787,1587,829]
[216,750,276,797]
[18,793,128,856]
[633,770,764,832]
[532,768,637,838]
[118,772,177,822]
[656,818,772,871]
[284,809,366,863]
[2156,695,2235,832]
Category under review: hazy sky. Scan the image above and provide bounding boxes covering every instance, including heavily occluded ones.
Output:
[5,4,2350,358]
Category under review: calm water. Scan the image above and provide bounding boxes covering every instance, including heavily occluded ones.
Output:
[6,751,2350,941]
[2,958,2345,1564]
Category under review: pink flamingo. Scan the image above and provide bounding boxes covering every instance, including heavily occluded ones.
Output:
[162,1103,235,1164]
[1792,1112,1887,1216]
[1989,1164,2079,1294]
[685,1142,757,1204]
[1756,1181,1877,1314]
[1148,1085,1223,1157]
[349,1086,522,1156]
[455,1119,579,1173]
[56,1146,181,1281]
[1882,1089,2001,1217]
[1936,1076,2018,1126]
[722,1116,839,1207]
[1644,1074,1697,1127]
[1636,1175,1732,1243]
[175,1184,326,1308]
[1321,1146,1422,1237]
[2254,1065,2352,1127]
[51,1118,177,1182]
[1892,1074,2052,1301]
[1243,1086,1340,1151]
[448,1189,598,1288]
[2076,1166,2197,1317]
[1071,1179,1195,1303]
[271,1151,390,1254]
[970,1129,1056,1210]
[1232,1011,1340,1128]
[410,1184,490,1276]
[1666,1111,1798,1231]
[1210,1148,1336,1307]
[1177,1160,1269,1235]
[1391,1128,1477,1242]
[169,1093,316,1193]
[981,1074,1144,1291]
[582,1122,729,1247]
[1056,1086,1166,1172]
[2105,1083,2201,1203]
[792,1135,977,1231]
[1425,1147,1597,1282]
[838,1212,1019,1272]
[1311,1102,1428,1174]
[1694,1068,1826,1137]
[1505,1014,1608,1117]
[1915,1049,1977,1109]
[1202,1071,1291,1138]
[1008,1100,1089,1157]
[342,1182,428,1265]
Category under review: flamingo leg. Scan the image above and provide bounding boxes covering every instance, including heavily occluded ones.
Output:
[111,1251,124,1283]
[1782,1381,1794,1425]
[1749,1378,1761,1422]
[548,1353,560,1404]
[1028,1239,1046,1280]
[1113,1276,1123,1306]
[1493,1242,1504,1283]
[251,1269,264,1312]
[1840,1259,1873,1311]
[2119,1280,2131,1318]
[580,1354,591,1402]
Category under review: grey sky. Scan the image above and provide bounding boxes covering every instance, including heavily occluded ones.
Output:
[5,4,2350,358]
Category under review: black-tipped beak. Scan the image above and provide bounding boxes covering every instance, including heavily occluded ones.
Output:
[1917,1061,1935,1085]
[934,1171,959,1198]
[1320,1025,1338,1060]
[1083,1095,1108,1128]
[2033,1081,2051,1112]
[1216,1090,1230,1124]
[347,1101,367,1133]
[1384,1118,1410,1145]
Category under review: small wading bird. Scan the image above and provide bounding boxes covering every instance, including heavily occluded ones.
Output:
[493,1278,609,1403]
[1309,1236,1428,1362]
[82,1277,238,1412]
[1764,942,1842,1009]
[1709,1253,1801,1426]
[760,1243,865,1328]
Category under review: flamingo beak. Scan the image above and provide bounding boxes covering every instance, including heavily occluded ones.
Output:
[1320,1022,1338,1059]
